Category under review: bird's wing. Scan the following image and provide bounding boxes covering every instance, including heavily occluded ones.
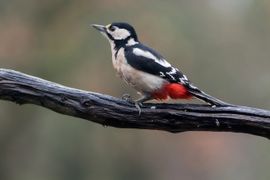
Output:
[125,44,229,106]
[125,44,190,85]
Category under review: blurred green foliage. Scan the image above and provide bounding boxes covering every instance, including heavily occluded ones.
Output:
[0,0,270,180]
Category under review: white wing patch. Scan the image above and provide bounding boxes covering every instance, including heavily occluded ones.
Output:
[159,71,166,77]
[167,67,177,74]
[131,47,191,85]
[179,74,189,84]
[166,67,177,81]
[133,48,172,67]
[182,74,188,80]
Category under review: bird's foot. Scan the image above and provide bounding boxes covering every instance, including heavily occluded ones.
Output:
[122,94,142,115]
[122,94,150,115]
[122,93,134,103]
[134,101,143,116]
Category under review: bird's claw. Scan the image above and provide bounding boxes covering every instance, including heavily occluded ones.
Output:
[122,93,134,103]
[122,94,144,115]
[135,102,143,116]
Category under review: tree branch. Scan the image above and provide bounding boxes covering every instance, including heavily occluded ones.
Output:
[0,68,270,139]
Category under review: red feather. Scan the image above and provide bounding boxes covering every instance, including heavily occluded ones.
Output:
[152,83,192,100]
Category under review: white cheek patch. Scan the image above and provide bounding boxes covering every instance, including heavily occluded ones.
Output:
[110,28,131,40]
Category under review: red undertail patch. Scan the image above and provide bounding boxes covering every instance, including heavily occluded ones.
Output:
[152,83,192,100]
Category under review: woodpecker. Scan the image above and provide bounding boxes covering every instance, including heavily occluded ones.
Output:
[92,22,228,114]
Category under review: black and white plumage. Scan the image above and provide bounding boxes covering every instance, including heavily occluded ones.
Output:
[92,22,228,112]
[125,44,189,84]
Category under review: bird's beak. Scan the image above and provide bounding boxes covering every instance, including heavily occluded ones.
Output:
[91,24,106,33]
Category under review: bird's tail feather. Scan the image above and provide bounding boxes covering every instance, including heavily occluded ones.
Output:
[186,84,230,106]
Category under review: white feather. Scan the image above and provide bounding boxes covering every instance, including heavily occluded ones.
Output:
[111,48,166,93]
[110,27,131,40]
[126,38,138,46]
[132,48,171,68]
[167,68,177,74]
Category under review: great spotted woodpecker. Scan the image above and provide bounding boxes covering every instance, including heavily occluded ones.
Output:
[92,22,228,114]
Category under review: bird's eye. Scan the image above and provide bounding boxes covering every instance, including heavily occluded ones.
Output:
[109,26,116,31]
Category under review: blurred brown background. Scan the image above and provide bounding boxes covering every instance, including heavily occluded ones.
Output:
[0,0,270,180]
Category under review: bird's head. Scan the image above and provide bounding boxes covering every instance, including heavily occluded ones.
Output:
[92,22,138,47]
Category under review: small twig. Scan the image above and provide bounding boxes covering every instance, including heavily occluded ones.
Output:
[0,68,269,139]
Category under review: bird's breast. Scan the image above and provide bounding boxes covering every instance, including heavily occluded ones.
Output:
[111,48,166,93]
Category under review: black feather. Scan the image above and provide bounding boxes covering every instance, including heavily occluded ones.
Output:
[124,43,229,106]
[124,43,188,84]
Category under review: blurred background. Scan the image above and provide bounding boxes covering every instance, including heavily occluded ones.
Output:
[0,0,270,179]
